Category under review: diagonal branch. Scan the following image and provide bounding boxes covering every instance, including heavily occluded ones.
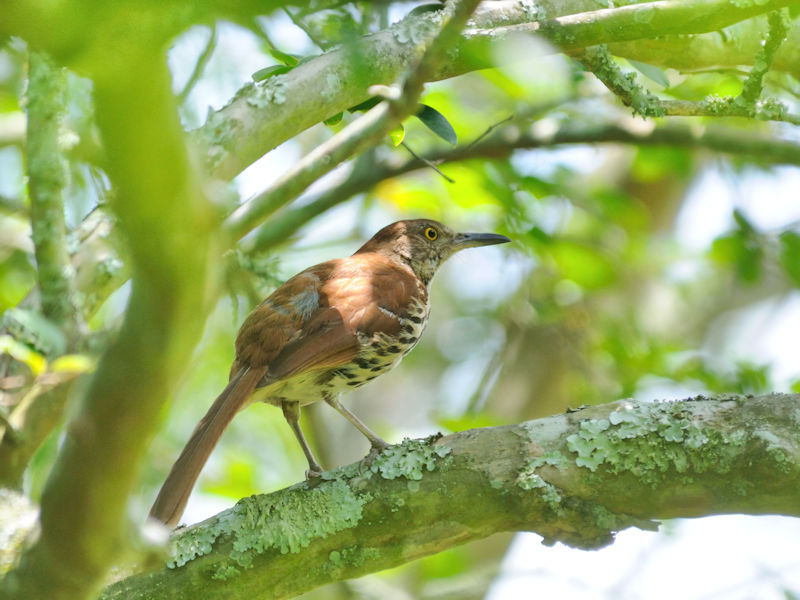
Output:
[196,0,800,181]
[576,37,800,123]
[223,0,484,242]
[102,393,800,600]
[245,117,800,253]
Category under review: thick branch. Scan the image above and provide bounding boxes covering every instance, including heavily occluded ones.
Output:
[103,393,800,600]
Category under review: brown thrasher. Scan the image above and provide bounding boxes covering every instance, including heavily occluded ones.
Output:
[149,219,510,527]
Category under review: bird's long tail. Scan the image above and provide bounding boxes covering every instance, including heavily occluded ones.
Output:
[148,367,266,527]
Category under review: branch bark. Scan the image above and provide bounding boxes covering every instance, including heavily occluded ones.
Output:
[0,51,79,489]
[195,0,800,181]
[1,44,216,600]
[103,393,800,600]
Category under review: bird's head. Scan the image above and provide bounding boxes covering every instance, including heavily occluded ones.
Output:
[356,219,511,284]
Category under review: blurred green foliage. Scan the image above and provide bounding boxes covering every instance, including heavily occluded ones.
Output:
[2,2,800,598]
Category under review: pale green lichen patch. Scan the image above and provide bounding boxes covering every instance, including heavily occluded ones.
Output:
[327,544,381,574]
[565,400,749,485]
[210,564,240,581]
[168,479,366,572]
[369,437,451,480]
[246,76,289,108]
[391,11,444,45]
[168,522,221,568]
[517,451,569,512]
[517,472,563,511]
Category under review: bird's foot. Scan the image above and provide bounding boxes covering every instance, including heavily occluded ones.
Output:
[305,465,324,479]
[358,441,389,474]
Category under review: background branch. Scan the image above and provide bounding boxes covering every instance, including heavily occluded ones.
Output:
[0,51,80,490]
[246,117,800,252]
[195,0,799,180]
[223,0,483,241]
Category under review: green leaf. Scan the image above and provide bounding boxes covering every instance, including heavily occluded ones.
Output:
[732,208,755,233]
[50,354,95,374]
[347,96,380,113]
[711,232,762,282]
[550,241,615,289]
[408,3,444,17]
[0,335,46,375]
[388,124,405,146]
[627,59,670,87]
[252,65,292,82]
[779,231,800,287]
[323,112,343,126]
[415,104,457,145]
[268,48,300,67]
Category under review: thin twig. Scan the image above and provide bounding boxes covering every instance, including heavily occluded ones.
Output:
[245,117,800,253]
[466,115,513,149]
[283,7,330,50]
[400,141,454,183]
[576,44,800,124]
[177,24,217,104]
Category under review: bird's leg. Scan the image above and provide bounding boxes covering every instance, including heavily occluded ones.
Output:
[281,400,324,478]
[323,394,389,456]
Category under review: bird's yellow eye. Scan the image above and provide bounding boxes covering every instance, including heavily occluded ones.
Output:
[424,227,438,241]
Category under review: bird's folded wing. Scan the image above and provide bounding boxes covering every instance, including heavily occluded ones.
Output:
[265,307,359,381]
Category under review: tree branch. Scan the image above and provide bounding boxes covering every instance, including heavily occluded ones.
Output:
[223,0,484,242]
[195,0,800,180]
[576,37,799,123]
[102,393,800,600]
[245,116,800,252]
[0,51,82,490]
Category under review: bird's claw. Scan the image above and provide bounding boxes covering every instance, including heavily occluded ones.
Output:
[358,442,388,475]
[305,466,324,479]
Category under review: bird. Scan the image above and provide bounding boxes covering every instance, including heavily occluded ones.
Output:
[148,219,510,527]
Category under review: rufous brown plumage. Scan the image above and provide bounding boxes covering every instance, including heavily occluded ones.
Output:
[149,219,510,527]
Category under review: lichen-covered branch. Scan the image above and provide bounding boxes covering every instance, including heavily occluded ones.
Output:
[576,44,800,123]
[25,51,77,331]
[223,0,483,242]
[0,51,81,490]
[100,393,800,600]
[196,0,800,180]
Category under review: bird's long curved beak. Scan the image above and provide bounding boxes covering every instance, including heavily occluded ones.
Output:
[453,231,511,250]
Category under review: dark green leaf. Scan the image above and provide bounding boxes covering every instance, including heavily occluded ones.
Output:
[415,104,457,145]
[252,65,292,82]
[348,96,381,113]
[323,112,343,126]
